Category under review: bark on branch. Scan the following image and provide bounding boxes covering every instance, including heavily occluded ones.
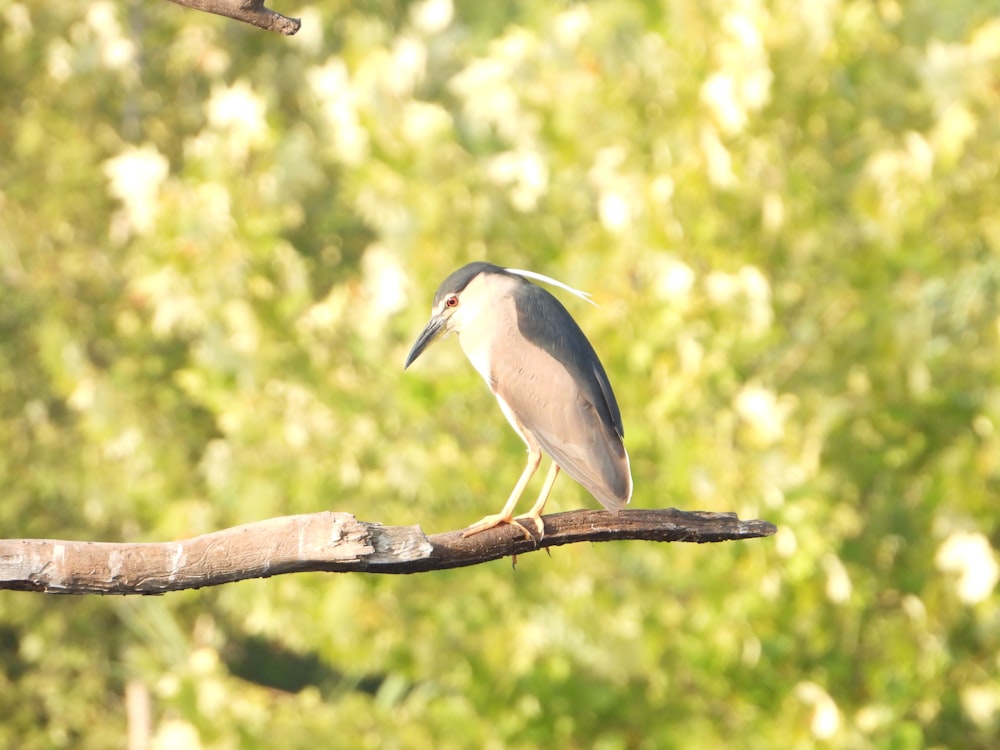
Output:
[0,509,775,595]
[162,0,301,35]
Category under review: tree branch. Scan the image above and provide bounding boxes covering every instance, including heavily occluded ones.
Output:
[0,509,775,594]
[161,0,301,35]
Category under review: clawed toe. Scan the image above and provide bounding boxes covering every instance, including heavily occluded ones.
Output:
[462,514,534,541]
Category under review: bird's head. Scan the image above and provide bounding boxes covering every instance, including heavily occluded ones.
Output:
[404,261,596,369]
[404,262,503,369]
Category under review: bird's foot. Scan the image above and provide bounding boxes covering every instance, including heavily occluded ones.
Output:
[513,510,545,541]
[462,513,534,541]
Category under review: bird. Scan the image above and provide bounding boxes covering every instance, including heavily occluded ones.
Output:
[404,262,632,539]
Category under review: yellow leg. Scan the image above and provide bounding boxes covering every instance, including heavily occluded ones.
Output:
[462,449,542,539]
[514,462,560,539]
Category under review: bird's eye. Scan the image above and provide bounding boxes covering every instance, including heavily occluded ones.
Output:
[445,295,459,308]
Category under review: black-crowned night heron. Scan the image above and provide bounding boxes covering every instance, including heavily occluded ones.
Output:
[404,262,632,538]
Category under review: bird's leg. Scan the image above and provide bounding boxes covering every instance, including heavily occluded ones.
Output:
[462,449,542,540]
[514,462,560,540]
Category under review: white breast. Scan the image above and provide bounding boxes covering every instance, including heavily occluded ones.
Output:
[451,273,519,391]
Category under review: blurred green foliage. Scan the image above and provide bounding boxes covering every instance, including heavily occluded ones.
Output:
[2,0,1000,747]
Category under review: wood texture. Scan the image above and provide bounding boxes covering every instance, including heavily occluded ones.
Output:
[0,509,776,594]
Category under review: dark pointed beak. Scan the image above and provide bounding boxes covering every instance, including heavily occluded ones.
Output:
[404,315,448,369]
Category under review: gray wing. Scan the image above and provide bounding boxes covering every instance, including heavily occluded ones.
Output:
[513,282,625,438]
[493,287,631,511]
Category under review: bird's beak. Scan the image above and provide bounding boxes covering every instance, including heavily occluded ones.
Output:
[404,314,448,369]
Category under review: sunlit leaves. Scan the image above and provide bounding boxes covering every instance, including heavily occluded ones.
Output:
[2,0,1000,748]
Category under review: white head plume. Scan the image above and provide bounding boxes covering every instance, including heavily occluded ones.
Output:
[505,267,599,307]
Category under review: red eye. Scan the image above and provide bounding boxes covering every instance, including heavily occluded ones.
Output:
[445,295,459,308]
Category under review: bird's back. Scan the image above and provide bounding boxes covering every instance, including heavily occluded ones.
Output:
[489,279,632,511]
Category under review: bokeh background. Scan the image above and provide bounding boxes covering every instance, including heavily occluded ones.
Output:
[3,0,1000,747]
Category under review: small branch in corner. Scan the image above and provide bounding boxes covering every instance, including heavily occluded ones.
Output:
[162,0,301,35]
